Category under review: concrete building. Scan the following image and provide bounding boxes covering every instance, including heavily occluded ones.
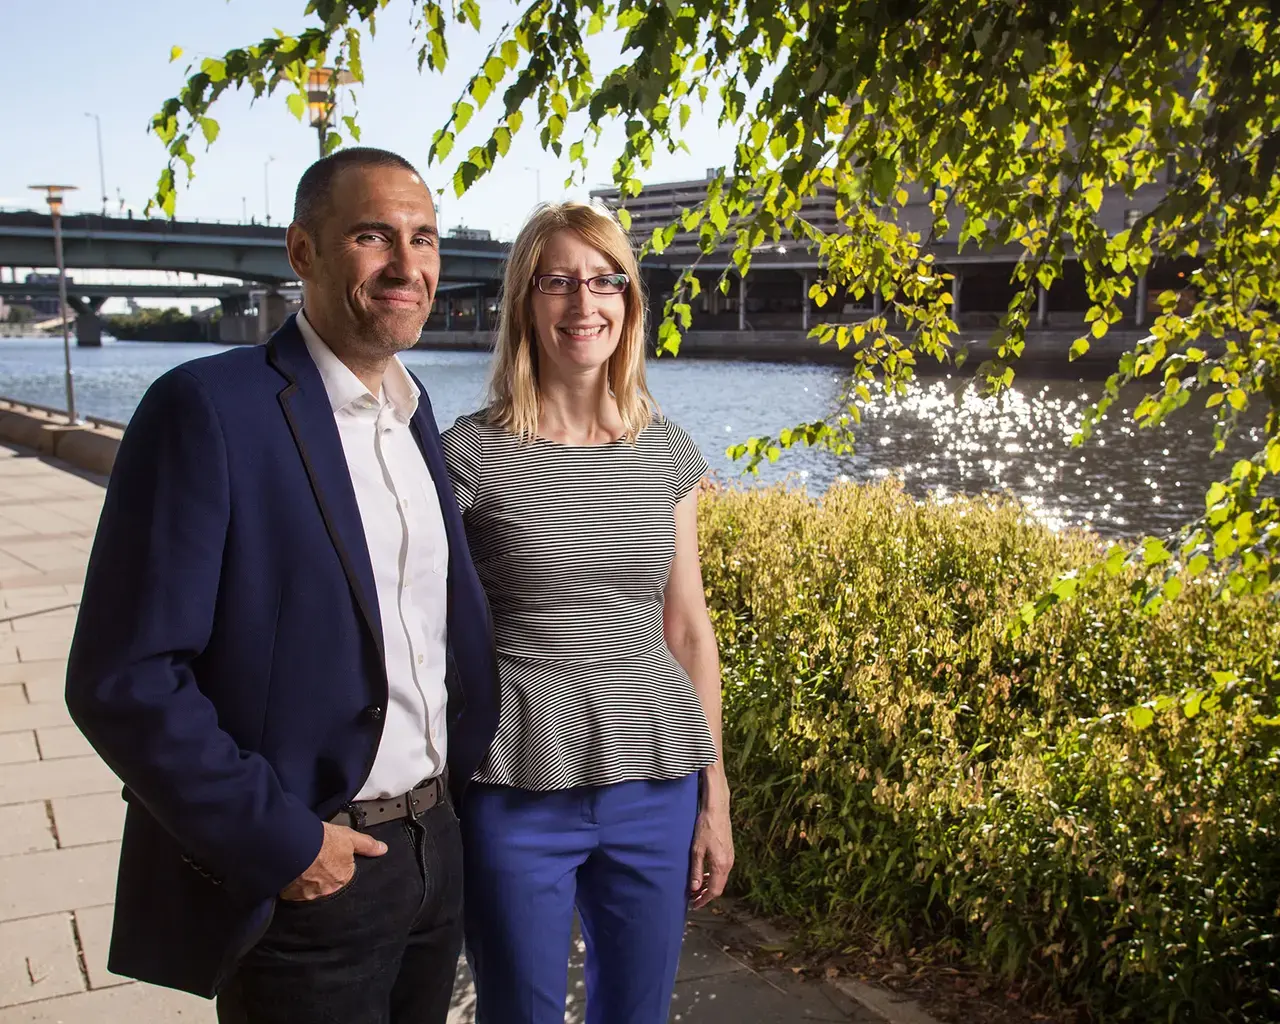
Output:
[590,170,1183,345]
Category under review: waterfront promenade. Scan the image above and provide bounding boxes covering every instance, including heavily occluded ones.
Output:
[0,439,885,1023]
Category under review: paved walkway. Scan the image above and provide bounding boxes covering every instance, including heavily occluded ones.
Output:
[0,440,876,1023]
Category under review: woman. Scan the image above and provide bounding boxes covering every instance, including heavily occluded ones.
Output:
[440,200,734,1024]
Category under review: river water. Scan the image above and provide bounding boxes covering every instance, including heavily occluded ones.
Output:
[1,337,1259,538]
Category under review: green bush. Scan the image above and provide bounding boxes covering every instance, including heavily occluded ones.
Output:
[701,481,1280,1022]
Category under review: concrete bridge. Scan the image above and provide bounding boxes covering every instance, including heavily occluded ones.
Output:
[0,212,508,344]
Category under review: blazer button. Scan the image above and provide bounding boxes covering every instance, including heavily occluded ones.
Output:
[363,705,385,723]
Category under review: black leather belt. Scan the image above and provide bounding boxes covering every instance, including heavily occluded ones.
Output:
[328,775,446,829]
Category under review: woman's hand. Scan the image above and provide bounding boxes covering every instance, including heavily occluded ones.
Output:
[688,769,734,909]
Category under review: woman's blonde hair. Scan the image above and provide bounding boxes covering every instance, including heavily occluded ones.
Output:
[486,200,655,441]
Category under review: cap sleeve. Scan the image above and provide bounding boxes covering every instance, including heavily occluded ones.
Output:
[663,420,709,501]
[440,414,483,514]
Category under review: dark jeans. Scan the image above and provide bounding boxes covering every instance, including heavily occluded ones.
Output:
[217,800,463,1024]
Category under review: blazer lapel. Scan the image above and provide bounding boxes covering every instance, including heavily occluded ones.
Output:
[267,317,384,658]
[405,378,469,572]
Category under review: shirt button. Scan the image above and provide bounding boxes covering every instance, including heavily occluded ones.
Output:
[417,654,424,665]
[362,705,385,723]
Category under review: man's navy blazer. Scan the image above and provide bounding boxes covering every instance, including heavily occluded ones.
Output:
[65,315,499,998]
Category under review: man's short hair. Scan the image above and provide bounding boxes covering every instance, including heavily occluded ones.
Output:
[293,147,424,231]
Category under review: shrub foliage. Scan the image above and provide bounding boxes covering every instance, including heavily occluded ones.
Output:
[701,481,1280,1022]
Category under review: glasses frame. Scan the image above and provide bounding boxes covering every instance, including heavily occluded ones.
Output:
[532,273,630,296]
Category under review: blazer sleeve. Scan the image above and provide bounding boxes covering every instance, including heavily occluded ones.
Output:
[65,368,324,903]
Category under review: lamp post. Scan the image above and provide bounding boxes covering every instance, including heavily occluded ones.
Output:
[83,113,107,215]
[307,68,356,158]
[263,155,275,225]
[27,185,78,423]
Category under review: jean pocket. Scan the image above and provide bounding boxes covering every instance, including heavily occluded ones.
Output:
[278,861,360,908]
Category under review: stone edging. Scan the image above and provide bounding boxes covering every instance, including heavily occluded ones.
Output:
[718,899,942,1024]
[0,402,121,477]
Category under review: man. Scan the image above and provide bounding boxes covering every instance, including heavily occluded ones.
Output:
[65,147,498,1023]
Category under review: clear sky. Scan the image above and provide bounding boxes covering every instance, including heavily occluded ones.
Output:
[1,0,739,239]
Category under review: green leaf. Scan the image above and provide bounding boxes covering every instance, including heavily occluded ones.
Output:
[199,117,220,145]
[1129,706,1155,731]
[169,46,184,63]
[432,132,455,162]
[869,157,895,198]
[453,101,474,132]
[201,58,226,83]
[616,207,631,232]
[1069,338,1090,360]
[286,93,307,121]
[1182,689,1203,718]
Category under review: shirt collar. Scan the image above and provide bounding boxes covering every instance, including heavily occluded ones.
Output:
[297,309,420,422]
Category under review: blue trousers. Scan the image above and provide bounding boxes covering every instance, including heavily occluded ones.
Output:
[462,774,699,1024]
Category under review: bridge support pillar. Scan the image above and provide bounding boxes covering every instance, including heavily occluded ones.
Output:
[67,296,106,347]
[737,274,747,331]
[256,289,287,343]
[1134,273,1148,328]
[1037,284,1049,327]
[950,270,962,320]
[444,297,453,331]
[474,287,486,333]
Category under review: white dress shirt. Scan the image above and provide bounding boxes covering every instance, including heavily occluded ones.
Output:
[298,311,450,800]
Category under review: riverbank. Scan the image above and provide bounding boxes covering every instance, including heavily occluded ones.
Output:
[405,326,1156,378]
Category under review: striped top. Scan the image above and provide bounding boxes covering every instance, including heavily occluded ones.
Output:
[440,412,719,791]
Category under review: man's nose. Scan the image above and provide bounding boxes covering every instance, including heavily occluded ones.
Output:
[383,238,422,282]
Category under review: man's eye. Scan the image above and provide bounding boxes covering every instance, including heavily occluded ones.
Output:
[356,233,387,245]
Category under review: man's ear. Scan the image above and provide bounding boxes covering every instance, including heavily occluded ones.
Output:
[286,223,316,281]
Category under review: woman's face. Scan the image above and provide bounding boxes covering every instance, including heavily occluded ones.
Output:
[529,229,628,379]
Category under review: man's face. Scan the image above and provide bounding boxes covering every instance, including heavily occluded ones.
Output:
[287,164,440,356]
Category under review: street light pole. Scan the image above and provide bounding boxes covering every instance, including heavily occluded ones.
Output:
[28,185,79,424]
[263,156,275,224]
[524,166,542,204]
[83,114,107,215]
[307,67,355,160]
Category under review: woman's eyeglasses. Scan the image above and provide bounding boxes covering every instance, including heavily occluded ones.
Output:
[533,273,629,296]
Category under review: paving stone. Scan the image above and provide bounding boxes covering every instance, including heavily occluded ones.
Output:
[36,728,93,762]
[12,612,78,634]
[677,925,751,982]
[0,914,84,1009]
[51,794,124,849]
[0,701,73,735]
[0,802,56,857]
[0,660,66,689]
[0,685,25,708]
[0,843,120,922]
[17,639,71,665]
[0,980,216,1022]
[22,676,67,706]
[73,905,128,991]
[0,756,117,807]
[0,732,38,766]
[671,969,857,1022]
